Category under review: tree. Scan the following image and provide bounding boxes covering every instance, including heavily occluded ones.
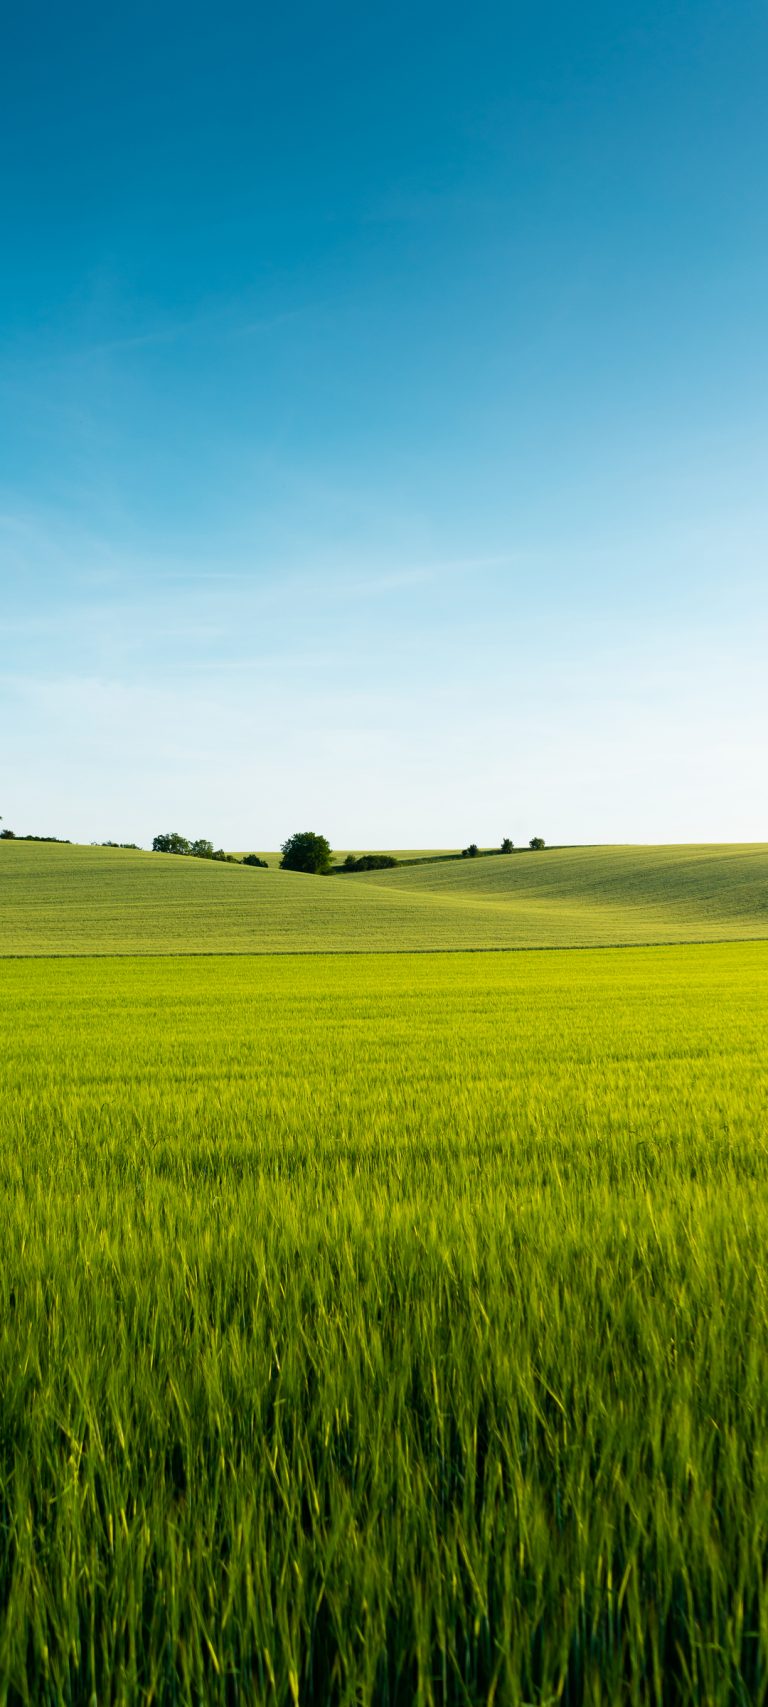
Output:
[280,831,333,874]
[500,837,513,853]
[191,838,214,860]
[462,843,479,858]
[529,836,545,850]
[152,832,191,855]
[243,854,268,868]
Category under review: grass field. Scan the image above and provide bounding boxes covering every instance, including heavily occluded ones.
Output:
[2,839,767,955]
[356,839,768,920]
[3,839,768,1702]
[2,943,768,1704]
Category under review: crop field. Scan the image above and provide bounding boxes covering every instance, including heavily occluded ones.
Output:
[2,940,768,1704]
[356,839,768,910]
[2,840,767,955]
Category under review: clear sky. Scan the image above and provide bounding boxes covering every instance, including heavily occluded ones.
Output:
[2,0,766,849]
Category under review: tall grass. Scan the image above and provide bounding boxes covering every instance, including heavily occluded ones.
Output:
[1,945,768,1703]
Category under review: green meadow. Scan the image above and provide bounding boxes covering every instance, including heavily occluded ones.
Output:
[1,839,767,954]
[2,842,768,1703]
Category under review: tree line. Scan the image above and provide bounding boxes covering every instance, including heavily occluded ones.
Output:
[0,819,546,871]
[462,837,545,857]
[0,829,71,843]
[153,832,238,862]
[152,833,270,867]
[276,832,547,874]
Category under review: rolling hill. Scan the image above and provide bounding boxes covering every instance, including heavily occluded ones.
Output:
[1,839,766,955]
[355,841,768,925]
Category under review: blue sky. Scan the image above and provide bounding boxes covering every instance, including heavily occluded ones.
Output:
[2,0,767,847]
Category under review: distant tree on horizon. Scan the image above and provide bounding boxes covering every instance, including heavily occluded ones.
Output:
[529,836,546,850]
[152,832,191,855]
[280,831,333,875]
[500,837,513,853]
[462,843,480,858]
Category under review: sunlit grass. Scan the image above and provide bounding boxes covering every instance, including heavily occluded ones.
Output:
[1,839,767,955]
[2,944,767,1703]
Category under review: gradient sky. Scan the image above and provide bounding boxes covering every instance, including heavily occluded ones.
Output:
[2,0,767,849]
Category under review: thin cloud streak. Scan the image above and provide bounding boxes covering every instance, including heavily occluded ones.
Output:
[55,305,316,361]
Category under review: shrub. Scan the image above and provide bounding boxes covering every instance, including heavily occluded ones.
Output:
[500,837,513,853]
[243,855,268,868]
[529,836,546,850]
[462,843,480,858]
[337,854,399,873]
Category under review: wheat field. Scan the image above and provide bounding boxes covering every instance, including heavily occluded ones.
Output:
[2,940,768,1703]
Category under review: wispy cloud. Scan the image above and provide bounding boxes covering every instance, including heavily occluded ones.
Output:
[149,553,511,592]
[66,304,314,361]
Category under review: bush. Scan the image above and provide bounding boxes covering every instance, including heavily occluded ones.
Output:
[462,843,480,859]
[243,855,268,868]
[529,836,546,850]
[500,837,513,853]
[280,832,333,875]
[337,854,399,873]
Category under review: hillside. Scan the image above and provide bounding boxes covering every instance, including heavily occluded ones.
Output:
[355,842,768,927]
[1,839,766,955]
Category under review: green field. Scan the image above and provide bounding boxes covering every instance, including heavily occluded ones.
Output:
[2,839,767,954]
[3,841,768,1702]
[2,944,768,1703]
